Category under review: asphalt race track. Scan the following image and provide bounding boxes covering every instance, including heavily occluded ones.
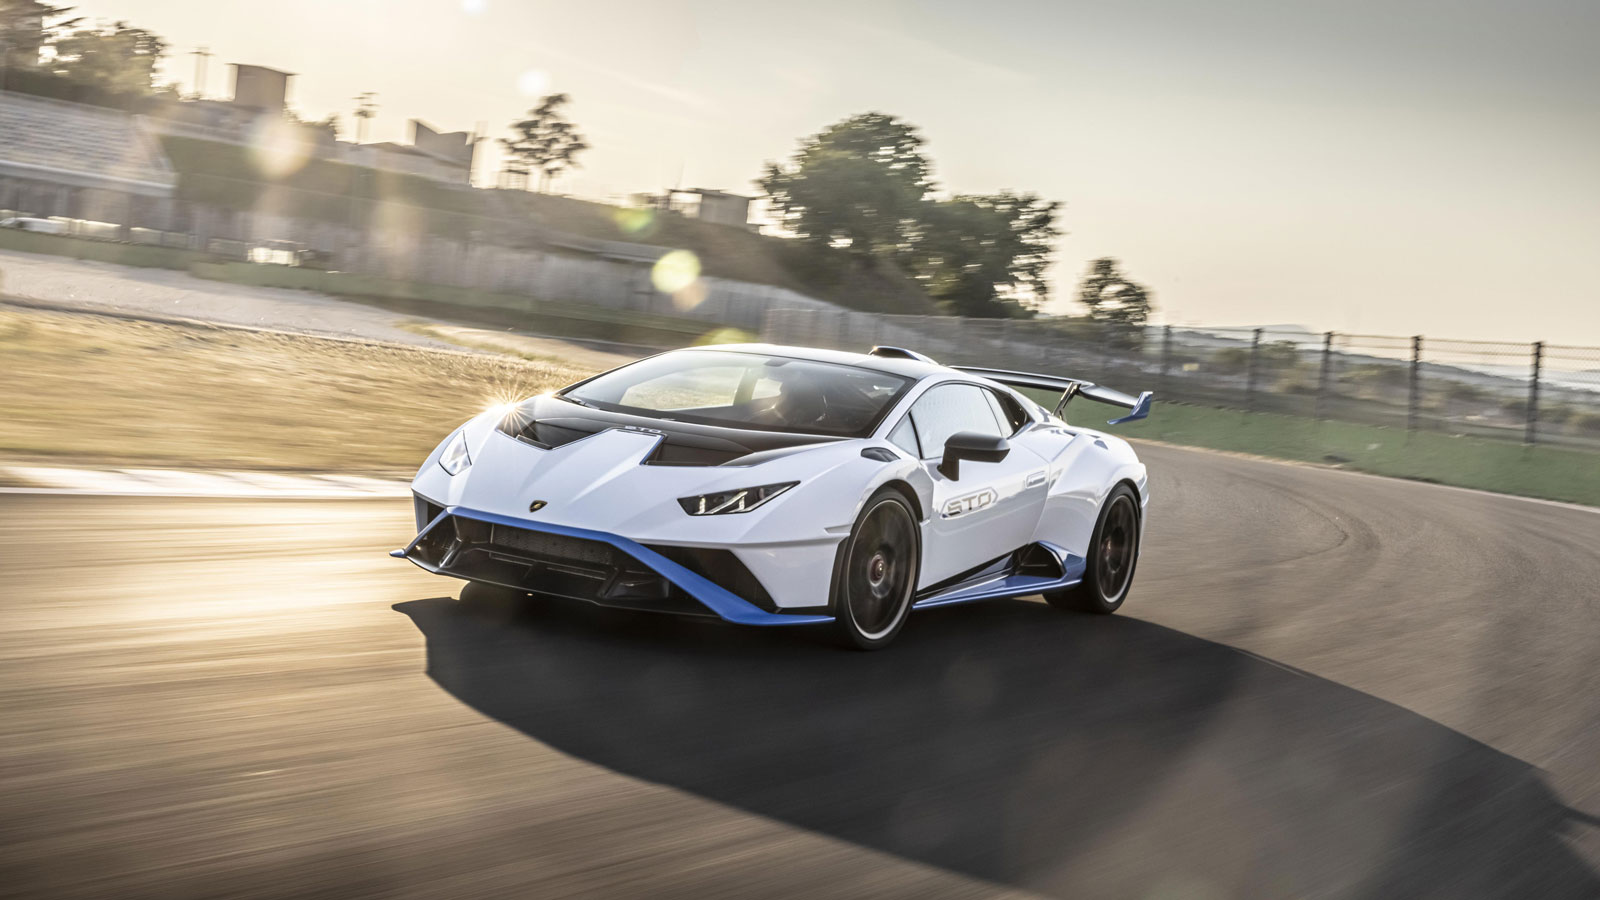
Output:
[2,443,1598,899]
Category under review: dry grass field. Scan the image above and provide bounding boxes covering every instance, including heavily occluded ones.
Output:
[0,306,592,475]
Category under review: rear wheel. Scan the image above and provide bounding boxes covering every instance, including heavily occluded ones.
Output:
[831,489,920,650]
[1045,484,1140,614]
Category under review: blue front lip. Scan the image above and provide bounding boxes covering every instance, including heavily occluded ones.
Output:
[392,506,835,626]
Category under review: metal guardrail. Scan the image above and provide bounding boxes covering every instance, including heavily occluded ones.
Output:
[762,309,1600,450]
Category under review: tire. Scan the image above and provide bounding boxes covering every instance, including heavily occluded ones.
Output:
[1045,483,1141,614]
[831,488,920,650]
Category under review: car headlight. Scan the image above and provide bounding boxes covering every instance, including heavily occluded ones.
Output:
[678,482,797,516]
[438,430,472,476]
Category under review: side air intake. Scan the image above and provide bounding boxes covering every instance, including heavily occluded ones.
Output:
[869,346,937,363]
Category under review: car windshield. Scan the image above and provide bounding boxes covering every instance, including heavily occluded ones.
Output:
[560,350,911,437]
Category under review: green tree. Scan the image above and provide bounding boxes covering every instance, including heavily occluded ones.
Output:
[758,112,931,261]
[1076,258,1153,345]
[0,0,79,70]
[913,192,1060,317]
[289,109,339,141]
[49,20,164,94]
[501,93,588,192]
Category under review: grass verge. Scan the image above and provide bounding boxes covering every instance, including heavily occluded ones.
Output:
[0,306,591,475]
[0,226,209,269]
[1116,402,1600,507]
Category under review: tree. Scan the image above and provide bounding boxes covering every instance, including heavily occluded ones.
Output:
[758,112,931,261]
[501,93,588,192]
[0,0,79,70]
[761,112,1068,316]
[311,113,339,140]
[290,110,339,141]
[49,20,164,94]
[913,192,1060,317]
[1076,258,1153,345]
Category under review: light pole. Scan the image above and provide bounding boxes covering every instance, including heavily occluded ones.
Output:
[188,46,211,99]
[353,92,377,143]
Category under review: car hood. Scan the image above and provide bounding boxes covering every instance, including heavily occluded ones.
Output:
[498,395,845,466]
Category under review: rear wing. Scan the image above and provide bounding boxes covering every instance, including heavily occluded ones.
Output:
[953,366,1153,426]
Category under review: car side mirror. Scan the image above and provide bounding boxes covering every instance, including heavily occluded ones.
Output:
[938,432,1010,480]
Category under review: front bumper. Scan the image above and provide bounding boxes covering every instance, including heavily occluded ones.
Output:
[392,504,834,627]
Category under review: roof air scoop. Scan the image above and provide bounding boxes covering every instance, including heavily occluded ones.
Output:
[869,346,937,364]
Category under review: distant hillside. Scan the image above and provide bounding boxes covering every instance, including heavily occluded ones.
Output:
[158,135,937,315]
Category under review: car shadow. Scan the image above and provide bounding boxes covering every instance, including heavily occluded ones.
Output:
[394,592,1599,899]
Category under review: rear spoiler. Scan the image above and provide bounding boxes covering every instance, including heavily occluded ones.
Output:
[952,366,1153,426]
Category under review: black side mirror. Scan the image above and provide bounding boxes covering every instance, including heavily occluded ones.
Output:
[938,431,1010,480]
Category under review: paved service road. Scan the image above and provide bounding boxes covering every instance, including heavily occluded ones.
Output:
[0,248,456,348]
[2,444,1597,899]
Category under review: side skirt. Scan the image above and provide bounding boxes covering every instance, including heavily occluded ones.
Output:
[912,542,1087,610]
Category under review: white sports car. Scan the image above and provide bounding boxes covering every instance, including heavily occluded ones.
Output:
[394,343,1152,649]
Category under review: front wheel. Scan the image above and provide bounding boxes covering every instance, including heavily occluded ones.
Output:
[1045,484,1141,614]
[831,489,920,650]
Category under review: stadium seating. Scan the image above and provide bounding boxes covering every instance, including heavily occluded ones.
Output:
[0,91,175,193]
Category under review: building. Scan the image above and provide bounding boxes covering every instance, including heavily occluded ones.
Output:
[687,189,753,228]
[142,65,476,187]
[633,188,753,229]
[0,0,50,70]
[0,90,176,231]
[410,120,476,178]
[358,120,477,185]
[229,64,292,110]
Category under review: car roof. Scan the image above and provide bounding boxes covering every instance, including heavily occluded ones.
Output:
[687,342,954,380]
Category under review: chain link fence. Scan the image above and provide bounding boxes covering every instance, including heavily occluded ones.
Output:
[762,309,1600,451]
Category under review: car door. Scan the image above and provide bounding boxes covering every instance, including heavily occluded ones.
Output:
[905,382,1051,587]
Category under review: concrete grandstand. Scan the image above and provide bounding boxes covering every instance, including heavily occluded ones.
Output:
[0,91,177,233]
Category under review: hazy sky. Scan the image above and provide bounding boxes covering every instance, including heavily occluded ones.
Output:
[74,0,1600,343]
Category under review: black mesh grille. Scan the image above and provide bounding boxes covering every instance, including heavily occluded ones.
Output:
[489,524,619,567]
[414,516,710,617]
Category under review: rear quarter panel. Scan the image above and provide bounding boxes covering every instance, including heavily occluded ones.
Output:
[1026,426,1149,560]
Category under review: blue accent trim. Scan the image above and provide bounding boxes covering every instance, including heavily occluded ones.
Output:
[912,544,1087,609]
[398,506,833,627]
[1107,391,1153,425]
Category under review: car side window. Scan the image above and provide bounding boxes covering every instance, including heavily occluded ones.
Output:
[887,415,920,457]
[909,384,1004,460]
[984,389,1030,434]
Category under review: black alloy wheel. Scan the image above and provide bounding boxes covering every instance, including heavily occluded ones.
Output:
[1044,483,1140,614]
[832,489,919,649]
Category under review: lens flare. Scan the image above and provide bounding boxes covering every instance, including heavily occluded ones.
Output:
[614,207,656,236]
[461,0,487,13]
[516,69,551,97]
[482,390,527,417]
[248,117,312,179]
[670,278,708,312]
[693,327,756,346]
[652,250,701,295]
